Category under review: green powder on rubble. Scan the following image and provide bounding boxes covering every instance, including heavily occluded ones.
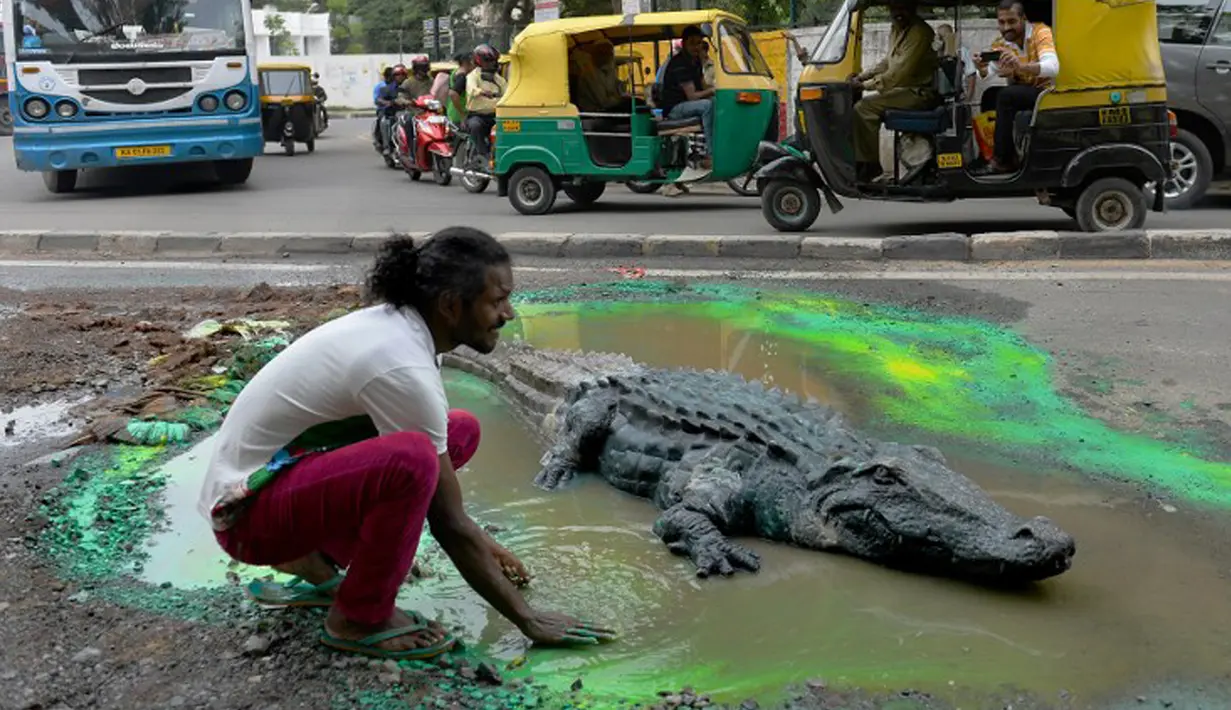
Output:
[508,281,1231,509]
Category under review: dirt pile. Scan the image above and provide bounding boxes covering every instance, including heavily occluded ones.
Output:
[0,282,365,443]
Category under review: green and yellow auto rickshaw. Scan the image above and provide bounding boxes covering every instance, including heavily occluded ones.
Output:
[754,0,1175,232]
[258,63,321,156]
[491,9,781,215]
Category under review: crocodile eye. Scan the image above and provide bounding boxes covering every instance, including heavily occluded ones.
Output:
[871,466,899,486]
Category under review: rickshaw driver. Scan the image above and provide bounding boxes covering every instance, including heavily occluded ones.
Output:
[847,0,938,183]
[464,44,508,159]
[972,0,1059,174]
[660,25,716,170]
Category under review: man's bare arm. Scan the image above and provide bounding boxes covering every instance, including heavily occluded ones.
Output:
[427,453,535,628]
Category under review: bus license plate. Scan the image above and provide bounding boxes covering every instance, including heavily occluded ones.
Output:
[115,145,172,159]
[1098,107,1130,126]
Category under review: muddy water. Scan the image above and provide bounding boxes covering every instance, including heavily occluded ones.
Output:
[140,311,1231,706]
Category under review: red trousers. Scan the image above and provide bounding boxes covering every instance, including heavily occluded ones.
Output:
[215,410,481,624]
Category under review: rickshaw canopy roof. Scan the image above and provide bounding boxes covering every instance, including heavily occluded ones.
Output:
[853,0,1164,91]
[502,9,744,108]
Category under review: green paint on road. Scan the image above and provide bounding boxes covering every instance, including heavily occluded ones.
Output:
[509,281,1231,508]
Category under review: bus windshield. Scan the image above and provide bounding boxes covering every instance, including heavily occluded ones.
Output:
[12,0,247,60]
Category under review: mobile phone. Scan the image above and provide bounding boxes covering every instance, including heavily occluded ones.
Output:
[980,50,1002,62]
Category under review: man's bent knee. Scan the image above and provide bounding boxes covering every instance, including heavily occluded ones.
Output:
[369,431,441,497]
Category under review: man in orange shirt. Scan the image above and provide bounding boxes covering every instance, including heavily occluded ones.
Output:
[973,0,1059,174]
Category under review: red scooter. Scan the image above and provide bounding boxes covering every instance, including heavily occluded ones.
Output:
[393,95,455,185]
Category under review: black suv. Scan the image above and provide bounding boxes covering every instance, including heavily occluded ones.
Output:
[1158,0,1231,208]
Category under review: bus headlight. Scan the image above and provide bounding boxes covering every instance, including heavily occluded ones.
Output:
[223,91,247,111]
[55,101,78,118]
[198,95,219,112]
[23,97,50,119]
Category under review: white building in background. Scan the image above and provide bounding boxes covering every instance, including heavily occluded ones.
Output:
[252,6,332,60]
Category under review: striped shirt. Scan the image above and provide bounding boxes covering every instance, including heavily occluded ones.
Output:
[989,21,1059,89]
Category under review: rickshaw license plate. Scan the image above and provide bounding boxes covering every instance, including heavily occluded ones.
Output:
[1098,107,1131,126]
[115,145,172,159]
[936,152,963,169]
[502,120,521,132]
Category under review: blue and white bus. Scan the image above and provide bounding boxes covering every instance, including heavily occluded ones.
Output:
[2,0,262,193]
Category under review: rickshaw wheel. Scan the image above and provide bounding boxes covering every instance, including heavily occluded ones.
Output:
[625,180,662,194]
[509,166,557,216]
[562,182,606,206]
[1074,177,1147,233]
[761,180,820,232]
[306,136,315,153]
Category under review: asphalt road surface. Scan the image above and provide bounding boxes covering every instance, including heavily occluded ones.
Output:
[1,119,1228,237]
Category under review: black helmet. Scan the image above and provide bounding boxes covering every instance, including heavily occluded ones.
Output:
[473,43,499,63]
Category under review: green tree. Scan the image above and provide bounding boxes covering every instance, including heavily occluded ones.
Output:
[264,12,298,54]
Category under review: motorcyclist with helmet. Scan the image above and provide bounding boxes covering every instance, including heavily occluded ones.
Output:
[395,56,436,152]
[374,64,407,160]
[460,44,507,160]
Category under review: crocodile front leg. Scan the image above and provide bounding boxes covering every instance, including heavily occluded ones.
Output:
[533,389,618,490]
[654,506,762,577]
[651,460,761,577]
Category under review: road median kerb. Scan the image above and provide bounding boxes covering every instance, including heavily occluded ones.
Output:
[2,229,1231,261]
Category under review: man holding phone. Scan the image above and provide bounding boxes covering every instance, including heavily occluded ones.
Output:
[973,0,1059,174]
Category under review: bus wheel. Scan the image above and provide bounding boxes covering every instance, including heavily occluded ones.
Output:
[43,170,77,194]
[509,166,557,216]
[215,158,254,186]
[761,179,820,232]
[1074,177,1147,232]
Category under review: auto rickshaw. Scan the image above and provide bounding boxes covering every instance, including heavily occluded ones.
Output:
[491,10,780,215]
[754,0,1175,233]
[258,63,321,156]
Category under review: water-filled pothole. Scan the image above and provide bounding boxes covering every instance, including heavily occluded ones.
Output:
[1,397,88,448]
[135,307,1231,706]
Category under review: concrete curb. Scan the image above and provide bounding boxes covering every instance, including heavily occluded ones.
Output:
[2,229,1231,261]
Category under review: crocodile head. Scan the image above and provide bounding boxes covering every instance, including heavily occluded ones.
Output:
[801,443,1076,584]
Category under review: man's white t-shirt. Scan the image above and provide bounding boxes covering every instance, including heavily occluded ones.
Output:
[198,303,448,530]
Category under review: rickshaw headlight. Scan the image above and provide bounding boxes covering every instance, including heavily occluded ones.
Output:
[54,100,78,118]
[198,95,220,112]
[224,90,247,111]
[23,97,50,119]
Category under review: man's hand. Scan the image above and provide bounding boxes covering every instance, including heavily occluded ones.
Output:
[519,610,618,646]
[487,538,532,587]
[997,53,1019,78]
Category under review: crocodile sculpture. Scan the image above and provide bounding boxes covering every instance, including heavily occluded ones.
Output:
[442,340,1076,585]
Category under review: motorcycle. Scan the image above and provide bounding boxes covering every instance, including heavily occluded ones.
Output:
[393,95,455,186]
[448,118,495,194]
[372,114,398,169]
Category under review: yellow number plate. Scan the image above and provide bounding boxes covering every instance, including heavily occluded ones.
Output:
[115,145,172,159]
[1098,107,1131,126]
[936,152,963,169]
[501,120,521,133]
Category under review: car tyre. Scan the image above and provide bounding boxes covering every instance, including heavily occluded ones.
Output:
[509,166,557,216]
[1145,127,1213,211]
[761,179,821,232]
[1075,177,1148,232]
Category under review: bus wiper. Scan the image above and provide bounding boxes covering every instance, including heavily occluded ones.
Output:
[62,21,130,65]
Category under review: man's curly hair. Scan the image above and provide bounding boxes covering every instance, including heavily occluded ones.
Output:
[365,227,510,314]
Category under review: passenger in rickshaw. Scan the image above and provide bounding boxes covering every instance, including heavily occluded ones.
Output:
[847,0,938,183]
[972,0,1059,174]
[574,38,645,114]
[660,25,715,169]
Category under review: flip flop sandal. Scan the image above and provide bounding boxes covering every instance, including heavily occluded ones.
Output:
[245,574,344,608]
[319,614,457,661]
